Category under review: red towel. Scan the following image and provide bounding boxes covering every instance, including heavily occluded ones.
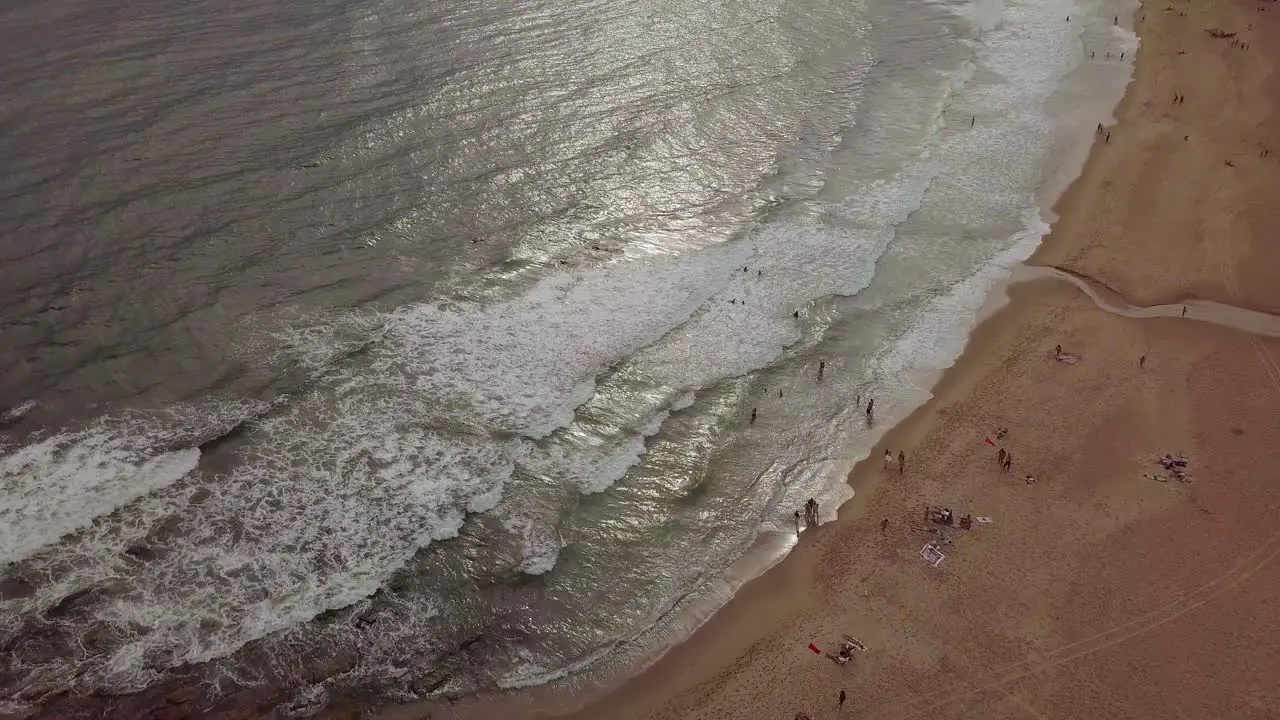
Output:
[984,437,995,446]
[808,643,822,654]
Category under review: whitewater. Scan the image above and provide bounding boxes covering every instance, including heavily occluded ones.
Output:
[0,0,1136,714]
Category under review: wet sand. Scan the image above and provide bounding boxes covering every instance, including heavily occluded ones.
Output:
[386,0,1280,718]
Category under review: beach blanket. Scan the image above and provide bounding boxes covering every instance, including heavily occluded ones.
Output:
[1055,353,1080,365]
[920,544,946,567]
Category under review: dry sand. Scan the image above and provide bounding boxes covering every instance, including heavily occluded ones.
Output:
[375,1,1280,719]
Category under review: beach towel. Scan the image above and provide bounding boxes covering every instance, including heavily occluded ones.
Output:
[808,643,822,654]
[1055,353,1080,365]
[920,544,946,567]
[984,437,996,446]
[975,516,994,524]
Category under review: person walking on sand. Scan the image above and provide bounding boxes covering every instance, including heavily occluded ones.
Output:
[839,690,847,708]
[998,447,1007,466]
[898,450,906,475]
[794,510,801,536]
[884,449,894,469]
[819,360,826,379]
[1182,305,1188,317]
[881,518,890,532]
[1139,354,1146,368]
[1003,452,1012,472]
[751,407,758,424]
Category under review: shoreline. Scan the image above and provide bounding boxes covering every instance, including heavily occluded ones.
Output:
[379,0,1143,717]
[374,0,1144,716]
[374,0,1280,717]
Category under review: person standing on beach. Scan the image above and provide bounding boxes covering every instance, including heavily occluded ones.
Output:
[1139,354,1146,368]
[1003,453,1012,472]
[818,360,826,379]
[881,518,889,532]
[884,449,893,469]
[998,448,1007,466]
[866,398,874,418]
[898,450,906,475]
[839,690,847,708]
[1182,305,1188,317]
[751,407,758,424]
[794,510,801,536]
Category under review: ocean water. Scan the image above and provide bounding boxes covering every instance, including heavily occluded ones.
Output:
[0,0,1135,715]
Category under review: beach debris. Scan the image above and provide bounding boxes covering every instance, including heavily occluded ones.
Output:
[975,516,994,524]
[795,714,813,720]
[920,542,946,567]
[1206,29,1237,38]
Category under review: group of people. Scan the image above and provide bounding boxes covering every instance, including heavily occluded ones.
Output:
[794,497,820,535]
[832,638,866,665]
[882,448,906,474]
[928,506,975,530]
[997,447,1013,473]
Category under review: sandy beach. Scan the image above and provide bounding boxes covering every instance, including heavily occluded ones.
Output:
[378,1,1280,719]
